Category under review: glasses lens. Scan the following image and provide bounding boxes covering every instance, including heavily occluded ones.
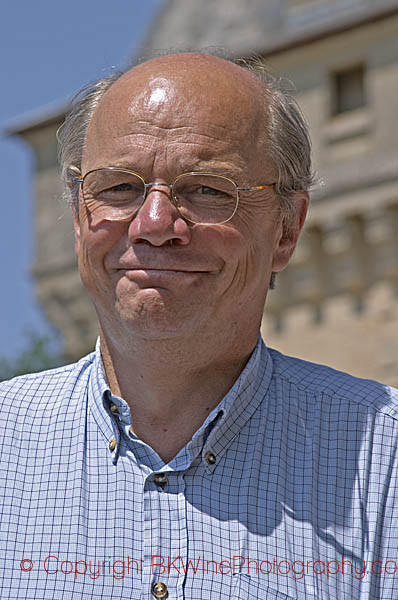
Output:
[82,169,145,221]
[173,174,238,224]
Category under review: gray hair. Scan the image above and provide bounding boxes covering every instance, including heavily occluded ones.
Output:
[237,57,314,224]
[57,72,123,209]
[57,52,314,228]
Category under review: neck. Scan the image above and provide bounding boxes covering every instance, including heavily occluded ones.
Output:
[99,326,257,463]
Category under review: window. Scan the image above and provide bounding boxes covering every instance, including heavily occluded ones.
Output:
[331,65,366,115]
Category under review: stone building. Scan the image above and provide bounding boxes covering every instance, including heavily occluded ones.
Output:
[8,0,398,384]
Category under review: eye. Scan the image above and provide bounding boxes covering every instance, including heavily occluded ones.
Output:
[109,183,134,192]
[96,181,143,202]
[198,185,223,196]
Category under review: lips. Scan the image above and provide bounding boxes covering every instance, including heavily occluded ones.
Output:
[118,268,211,281]
[118,266,209,273]
[117,268,209,289]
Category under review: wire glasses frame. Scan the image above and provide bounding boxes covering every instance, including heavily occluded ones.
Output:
[72,167,276,225]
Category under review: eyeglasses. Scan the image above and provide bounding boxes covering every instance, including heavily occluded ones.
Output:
[73,167,275,225]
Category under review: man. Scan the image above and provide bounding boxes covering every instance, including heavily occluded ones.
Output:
[1,52,397,599]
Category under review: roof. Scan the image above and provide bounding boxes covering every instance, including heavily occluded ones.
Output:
[5,100,68,137]
[138,0,398,59]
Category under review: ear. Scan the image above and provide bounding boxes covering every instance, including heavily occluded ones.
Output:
[73,205,81,256]
[272,192,309,273]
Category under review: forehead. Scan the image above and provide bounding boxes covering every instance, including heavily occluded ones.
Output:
[83,55,268,172]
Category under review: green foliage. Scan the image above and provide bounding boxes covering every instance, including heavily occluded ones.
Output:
[0,332,65,382]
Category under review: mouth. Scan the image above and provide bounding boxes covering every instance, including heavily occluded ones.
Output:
[113,248,222,276]
[117,268,209,284]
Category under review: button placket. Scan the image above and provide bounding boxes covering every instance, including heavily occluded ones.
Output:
[142,471,187,599]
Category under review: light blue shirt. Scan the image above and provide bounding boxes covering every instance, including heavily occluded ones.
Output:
[1,337,397,599]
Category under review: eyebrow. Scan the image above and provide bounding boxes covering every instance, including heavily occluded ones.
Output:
[109,163,243,182]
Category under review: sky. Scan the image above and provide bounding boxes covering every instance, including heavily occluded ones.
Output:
[0,0,164,360]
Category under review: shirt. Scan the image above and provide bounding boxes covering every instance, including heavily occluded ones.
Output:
[0,336,397,600]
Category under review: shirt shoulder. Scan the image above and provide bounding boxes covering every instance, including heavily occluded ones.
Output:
[0,351,96,419]
[268,347,398,421]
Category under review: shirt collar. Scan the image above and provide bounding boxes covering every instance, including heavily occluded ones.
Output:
[87,335,273,469]
[196,334,273,473]
[87,338,121,464]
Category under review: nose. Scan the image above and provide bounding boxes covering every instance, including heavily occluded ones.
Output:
[128,184,191,246]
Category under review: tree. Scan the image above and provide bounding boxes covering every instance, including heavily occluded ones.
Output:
[0,331,65,382]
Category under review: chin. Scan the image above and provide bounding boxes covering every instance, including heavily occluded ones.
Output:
[114,292,201,340]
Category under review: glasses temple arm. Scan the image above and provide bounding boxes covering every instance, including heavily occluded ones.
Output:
[237,183,275,191]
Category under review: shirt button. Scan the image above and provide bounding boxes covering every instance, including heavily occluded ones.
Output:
[109,403,119,414]
[153,473,168,487]
[205,451,216,465]
[109,438,117,451]
[151,581,168,598]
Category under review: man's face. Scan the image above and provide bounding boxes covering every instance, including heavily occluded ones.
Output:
[74,54,307,345]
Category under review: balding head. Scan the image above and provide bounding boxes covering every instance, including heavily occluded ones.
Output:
[92,53,264,133]
[112,51,262,92]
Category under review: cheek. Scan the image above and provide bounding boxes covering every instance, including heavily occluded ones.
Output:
[77,220,126,290]
[222,214,281,295]
[208,224,259,295]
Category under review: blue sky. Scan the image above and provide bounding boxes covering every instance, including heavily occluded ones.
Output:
[0,0,163,359]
